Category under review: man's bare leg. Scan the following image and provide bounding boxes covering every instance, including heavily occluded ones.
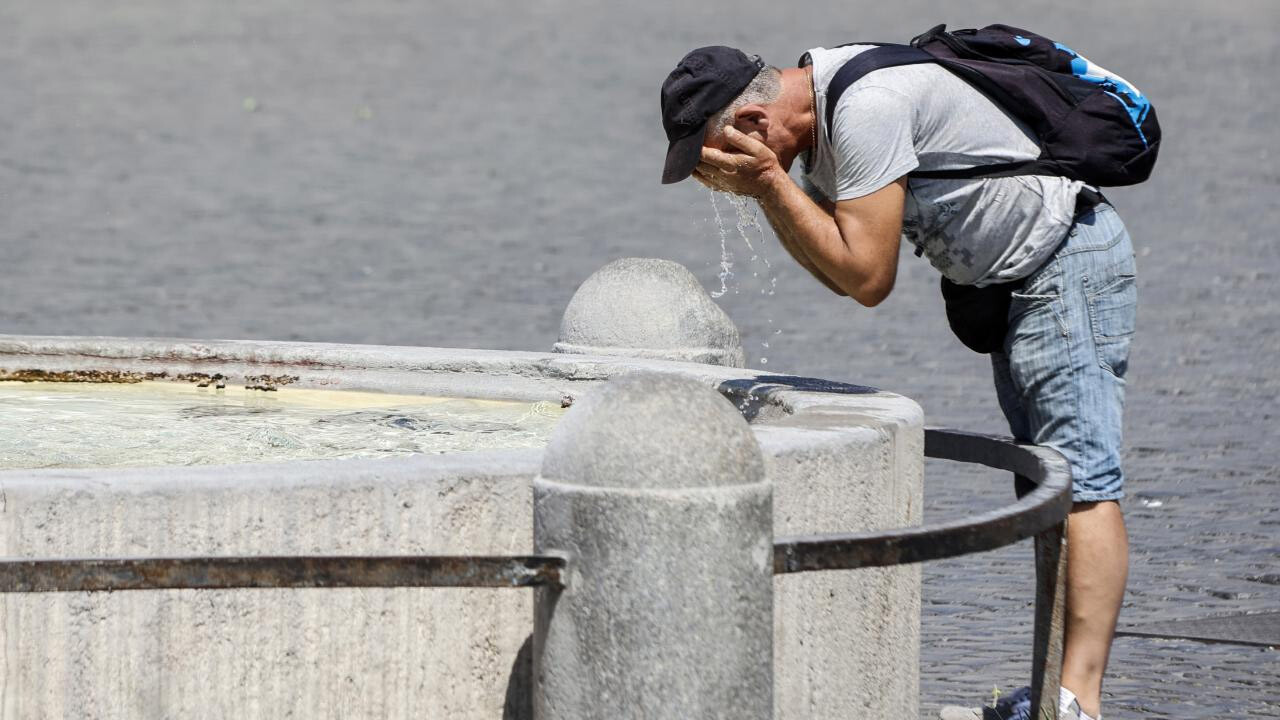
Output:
[1061,500,1128,718]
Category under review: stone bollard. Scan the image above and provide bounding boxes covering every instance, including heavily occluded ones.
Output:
[532,373,773,720]
[553,258,746,367]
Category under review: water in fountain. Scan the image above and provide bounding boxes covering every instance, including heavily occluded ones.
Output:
[0,381,564,470]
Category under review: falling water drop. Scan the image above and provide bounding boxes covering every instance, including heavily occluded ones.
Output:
[709,189,734,298]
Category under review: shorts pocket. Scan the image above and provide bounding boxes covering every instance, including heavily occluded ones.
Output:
[1087,273,1137,377]
[1009,290,1068,340]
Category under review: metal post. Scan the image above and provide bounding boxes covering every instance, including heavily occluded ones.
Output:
[1029,520,1068,720]
[532,373,773,720]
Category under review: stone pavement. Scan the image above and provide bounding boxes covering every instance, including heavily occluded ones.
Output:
[2,0,1277,716]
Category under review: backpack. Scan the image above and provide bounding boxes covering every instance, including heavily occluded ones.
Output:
[821,24,1160,186]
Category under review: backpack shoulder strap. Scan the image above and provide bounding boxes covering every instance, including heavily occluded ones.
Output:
[824,44,933,140]
[824,41,1070,181]
[909,159,1062,180]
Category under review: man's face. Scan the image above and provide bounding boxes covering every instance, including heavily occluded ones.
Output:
[702,109,775,162]
[702,127,730,154]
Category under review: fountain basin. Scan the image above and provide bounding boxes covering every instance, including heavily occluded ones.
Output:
[0,334,922,719]
[0,380,564,469]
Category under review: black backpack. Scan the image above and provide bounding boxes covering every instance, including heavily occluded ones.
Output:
[822,24,1160,186]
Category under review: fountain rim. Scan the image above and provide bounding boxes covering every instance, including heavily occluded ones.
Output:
[0,333,922,476]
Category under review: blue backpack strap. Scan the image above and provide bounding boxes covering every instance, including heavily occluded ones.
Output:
[823,44,933,140]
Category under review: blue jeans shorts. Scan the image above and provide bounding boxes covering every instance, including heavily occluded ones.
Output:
[991,203,1137,503]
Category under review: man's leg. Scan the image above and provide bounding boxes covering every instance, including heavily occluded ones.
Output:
[993,204,1137,719]
[1061,501,1128,718]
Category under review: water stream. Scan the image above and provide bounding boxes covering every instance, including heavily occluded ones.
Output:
[709,189,735,299]
[708,190,783,366]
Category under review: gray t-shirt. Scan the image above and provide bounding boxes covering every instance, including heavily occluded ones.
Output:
[800,45,1085,286]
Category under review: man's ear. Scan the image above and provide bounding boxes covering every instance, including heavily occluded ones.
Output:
[733,104,770,140]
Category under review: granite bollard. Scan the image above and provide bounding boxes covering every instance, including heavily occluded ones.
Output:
[553,257,746,367]
[532,373,773,719]
[551,259,923,718]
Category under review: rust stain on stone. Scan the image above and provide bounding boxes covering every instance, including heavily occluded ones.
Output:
[243,374,299,392]
[174,372,227,388]
[0,369,303,391]
[0,369,168,384]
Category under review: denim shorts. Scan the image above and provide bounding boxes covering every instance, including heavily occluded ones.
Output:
[991,203,1137,503]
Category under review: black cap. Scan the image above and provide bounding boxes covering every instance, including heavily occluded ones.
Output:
[660,46,765,184]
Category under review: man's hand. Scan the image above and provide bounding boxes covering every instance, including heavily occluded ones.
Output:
[693,127,786,198]
[691,126,906,306]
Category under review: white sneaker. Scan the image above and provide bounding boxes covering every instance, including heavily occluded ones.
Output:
[938,686,1090,720]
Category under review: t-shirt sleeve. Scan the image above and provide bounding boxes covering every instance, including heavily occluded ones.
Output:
[829,85,919,201]
[801,174,828,205]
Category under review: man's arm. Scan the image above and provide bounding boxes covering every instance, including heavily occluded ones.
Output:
[760,198,848,296]
[760,172,906,306]
[697,127,906,307]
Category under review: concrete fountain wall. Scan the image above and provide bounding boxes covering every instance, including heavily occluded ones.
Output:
[0,259,922,719]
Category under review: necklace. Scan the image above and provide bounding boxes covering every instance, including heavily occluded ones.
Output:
[806,65,817,165]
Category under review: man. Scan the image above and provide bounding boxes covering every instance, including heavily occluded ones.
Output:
[659,45,1136,720]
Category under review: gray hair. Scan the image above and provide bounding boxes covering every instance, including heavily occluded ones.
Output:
[710,64,783,136]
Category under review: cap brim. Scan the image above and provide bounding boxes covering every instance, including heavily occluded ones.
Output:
[661,126,708,184]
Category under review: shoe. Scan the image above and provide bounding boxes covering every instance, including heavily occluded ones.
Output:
[938,686,1088,720]
[1061,696,1086,720]
[938,686,1031,720]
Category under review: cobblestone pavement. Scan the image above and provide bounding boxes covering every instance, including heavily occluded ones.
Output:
[2,0,1277,716]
